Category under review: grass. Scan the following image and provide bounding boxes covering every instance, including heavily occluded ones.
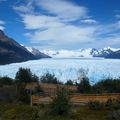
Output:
[0,103,115,120]
[70,106,110,120]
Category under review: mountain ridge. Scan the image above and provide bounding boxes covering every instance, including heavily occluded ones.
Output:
[0,30,50,65]
[41,47,120,58]
[21,45,51,59]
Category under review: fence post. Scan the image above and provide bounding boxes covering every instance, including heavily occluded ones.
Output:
[30,95,32,106]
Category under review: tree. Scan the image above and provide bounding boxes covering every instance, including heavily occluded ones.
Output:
[50,87,70,116]
[78,77,91,93]
[40,73,61,84]
[32,74,39,82]
[65,80,74,85]
[77,68,91,93]
[93,78,120,93]
[15,68,39,83]
[15,68,39,104]
[15,68,33,83]
[0,76,13,86]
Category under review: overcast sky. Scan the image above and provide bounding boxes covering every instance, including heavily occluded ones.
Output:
[0,0,120,50]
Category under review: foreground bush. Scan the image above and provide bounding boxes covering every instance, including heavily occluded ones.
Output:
[0,103,115,120]
[0,76,14,86]
[88,97,120,111]
[105,98,114,110]
[88,101,104,110]
[50,88,70,116]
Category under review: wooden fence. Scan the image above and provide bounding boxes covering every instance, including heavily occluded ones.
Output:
[31,93,120,106]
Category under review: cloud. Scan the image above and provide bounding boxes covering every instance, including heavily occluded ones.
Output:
[81,19,97,24]
[0,20,5,25]
[21,12,98,48]
[13,0,120,49]
[0,20,5,30]
[22,14,64,29]
[26,24,97,43]
[22,14,97,49]
[87,33,120,48]
[13,1,34,13]
[115,14,120,19]
[13,0,98,49]
[0,26,4,30]
[35,0,88,21]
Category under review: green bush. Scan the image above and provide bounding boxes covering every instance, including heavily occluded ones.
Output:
[0,76,14,86]
[105,98,113,110]
[105,98,120,110]
[113,98,120,110]
[50,88,70,116]
[88,100,104,110]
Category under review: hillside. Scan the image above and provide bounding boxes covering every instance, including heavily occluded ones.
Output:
[0,30,50,65]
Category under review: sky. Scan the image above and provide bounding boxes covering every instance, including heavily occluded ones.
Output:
[0,0,120,50]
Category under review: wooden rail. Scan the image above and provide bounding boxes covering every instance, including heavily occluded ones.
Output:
[31,93,120,106]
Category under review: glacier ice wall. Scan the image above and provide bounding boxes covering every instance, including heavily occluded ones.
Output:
[0,58,120,83]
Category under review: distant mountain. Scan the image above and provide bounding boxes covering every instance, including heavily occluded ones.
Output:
[21,45,51,59]
[42,48,95,58]
[105,50,120,59]
[0,30,50,65]
[42,47,120,58]
[92,47,120,59]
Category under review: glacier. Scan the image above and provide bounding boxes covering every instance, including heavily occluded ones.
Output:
[0,58,120,84]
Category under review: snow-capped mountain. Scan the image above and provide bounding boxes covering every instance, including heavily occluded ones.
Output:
[21,45,51,59]
[0,30,37,65]
[42,48,95,58]
[41,47,120,58]
[0,29,51,65]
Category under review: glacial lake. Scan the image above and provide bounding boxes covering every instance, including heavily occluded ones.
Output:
[0,58,120,84]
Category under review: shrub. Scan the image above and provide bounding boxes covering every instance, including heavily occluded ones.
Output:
[105,98,113,110]
[88,100,104,110]
[16,83,30,104]
[50,87,70,116]
[0,76,14,86]
[93,79,120,93]
[105,98,120,110]
[113,97,120,110]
